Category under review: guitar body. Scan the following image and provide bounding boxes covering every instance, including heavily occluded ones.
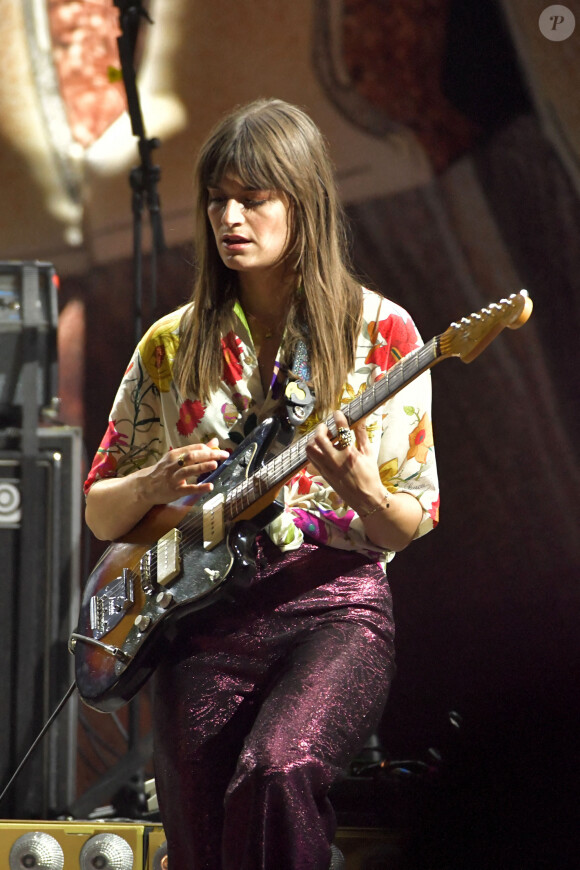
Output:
[73,417,286,712]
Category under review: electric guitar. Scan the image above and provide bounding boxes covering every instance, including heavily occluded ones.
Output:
[71,291,533,712]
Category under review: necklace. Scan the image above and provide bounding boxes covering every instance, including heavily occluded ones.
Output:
[246,312,281,341]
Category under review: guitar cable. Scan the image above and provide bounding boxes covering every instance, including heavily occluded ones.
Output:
[0,679,77,807]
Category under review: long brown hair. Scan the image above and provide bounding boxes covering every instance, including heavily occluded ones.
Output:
[174,98,363,416]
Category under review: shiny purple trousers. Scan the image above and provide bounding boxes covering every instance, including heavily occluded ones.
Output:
[152,537,395,870]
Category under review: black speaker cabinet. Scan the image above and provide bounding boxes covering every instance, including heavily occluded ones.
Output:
[0,261,59,425]
[0,426,83,818]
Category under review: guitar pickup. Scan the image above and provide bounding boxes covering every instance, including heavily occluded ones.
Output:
[156,528,182,587]
[203,492,225,550]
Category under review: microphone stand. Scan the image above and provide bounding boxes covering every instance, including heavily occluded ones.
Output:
[115,0,165,345]
[87,0,165,816]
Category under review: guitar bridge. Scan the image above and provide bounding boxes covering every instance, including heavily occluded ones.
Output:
[140,549,155,594]
[90,568,136,638]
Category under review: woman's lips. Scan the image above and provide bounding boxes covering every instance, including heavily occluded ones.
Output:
[222,234,250,250]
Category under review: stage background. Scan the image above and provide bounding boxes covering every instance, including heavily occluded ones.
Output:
[1,1,579,867]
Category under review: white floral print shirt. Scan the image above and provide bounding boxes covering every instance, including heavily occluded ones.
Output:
[85,288,439,567]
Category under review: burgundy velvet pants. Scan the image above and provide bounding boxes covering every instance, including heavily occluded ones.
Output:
[152,537,395,870]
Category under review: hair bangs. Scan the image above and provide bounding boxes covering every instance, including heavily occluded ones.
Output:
[202,116,293,196]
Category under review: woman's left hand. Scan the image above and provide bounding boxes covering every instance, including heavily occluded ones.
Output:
[305,410,385,513]
[305,410,422,551]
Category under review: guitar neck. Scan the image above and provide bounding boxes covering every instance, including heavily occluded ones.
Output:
[224,335,441,520]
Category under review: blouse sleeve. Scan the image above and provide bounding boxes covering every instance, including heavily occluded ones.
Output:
[273,291,440,565]
[83,345,166,496]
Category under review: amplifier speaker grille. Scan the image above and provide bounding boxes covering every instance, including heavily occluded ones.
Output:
[0,426,82,818]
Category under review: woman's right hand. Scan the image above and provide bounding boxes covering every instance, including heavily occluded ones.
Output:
[140,438,230,506]
[85,437,229,542]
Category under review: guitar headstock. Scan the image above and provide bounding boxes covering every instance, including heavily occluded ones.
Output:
[439,290,533,363]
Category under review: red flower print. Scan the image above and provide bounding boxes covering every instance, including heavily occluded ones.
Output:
[291,469,314,495]
[365,345,390,371]
[407,412,433,464]
[103,420,128,452]
[154,345,165,369]
[222,331,244,385]
[83,420,127,494]
[366,314,419,372]
[177,399,205,436]
[144,343,174,391]
[428,494,440,526]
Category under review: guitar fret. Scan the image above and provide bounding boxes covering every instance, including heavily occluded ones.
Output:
[224,337,440,522]
[340,338,438,430]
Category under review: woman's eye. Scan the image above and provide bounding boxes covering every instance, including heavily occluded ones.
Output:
[207,194,269,209]
[244,199,267,209]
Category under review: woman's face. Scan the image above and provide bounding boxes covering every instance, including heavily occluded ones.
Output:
[207,174,292,279]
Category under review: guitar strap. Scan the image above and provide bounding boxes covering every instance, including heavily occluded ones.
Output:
[283,335,316,426]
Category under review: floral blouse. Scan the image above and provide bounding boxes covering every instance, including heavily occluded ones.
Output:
[85,287,439,568]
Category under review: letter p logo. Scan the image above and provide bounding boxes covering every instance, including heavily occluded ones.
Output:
[539,5,576,40]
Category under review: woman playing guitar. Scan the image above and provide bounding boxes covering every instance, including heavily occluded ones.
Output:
[84,98,439,869]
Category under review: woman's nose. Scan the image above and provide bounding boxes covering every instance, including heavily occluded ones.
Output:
[222,198,243,225]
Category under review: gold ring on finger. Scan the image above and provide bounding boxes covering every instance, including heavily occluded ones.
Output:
[335,427,353,450]
[177,453,187,467]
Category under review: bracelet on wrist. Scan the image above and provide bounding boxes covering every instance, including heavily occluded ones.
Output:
[358,491,390,519]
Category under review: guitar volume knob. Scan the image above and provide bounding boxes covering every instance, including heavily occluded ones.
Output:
[134,614,152,632]
[156,590,174,609]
